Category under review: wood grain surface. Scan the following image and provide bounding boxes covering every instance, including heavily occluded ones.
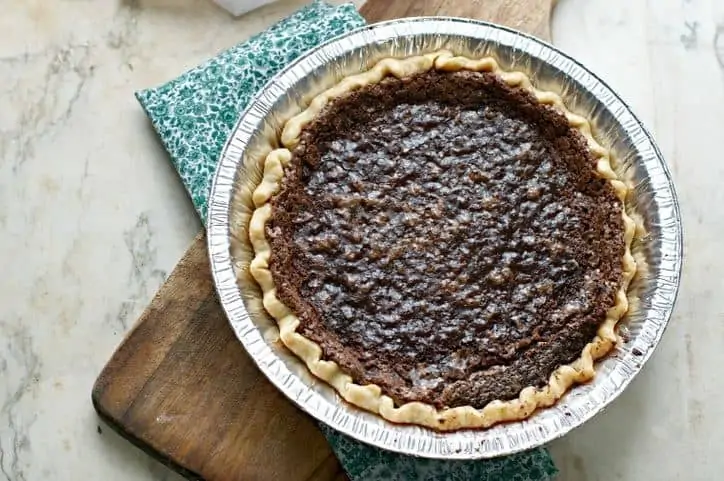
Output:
[92,2,553,480]
[360,0,554,40]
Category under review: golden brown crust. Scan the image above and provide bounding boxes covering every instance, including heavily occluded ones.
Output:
[248,51,637,430]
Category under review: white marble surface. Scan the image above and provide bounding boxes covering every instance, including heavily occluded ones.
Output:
[0,0,719,479]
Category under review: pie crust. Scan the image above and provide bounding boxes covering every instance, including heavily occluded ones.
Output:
[247,51,637,430]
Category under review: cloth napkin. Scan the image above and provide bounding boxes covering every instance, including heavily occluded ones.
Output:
[136,2,558,479]
[211,0,277,17]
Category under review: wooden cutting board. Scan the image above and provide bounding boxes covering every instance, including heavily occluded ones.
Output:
[92,2,554,480]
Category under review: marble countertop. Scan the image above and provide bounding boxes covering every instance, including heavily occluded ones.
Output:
[0,0,720,479]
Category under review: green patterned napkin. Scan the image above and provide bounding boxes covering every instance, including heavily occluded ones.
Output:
[136,2,557,480]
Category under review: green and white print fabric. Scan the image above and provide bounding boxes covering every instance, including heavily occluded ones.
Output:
[321,426,556,481]
[136,1,365,222]
[136,2,557,479]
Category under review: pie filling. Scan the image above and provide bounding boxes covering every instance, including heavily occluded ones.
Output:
[265,70,624,410]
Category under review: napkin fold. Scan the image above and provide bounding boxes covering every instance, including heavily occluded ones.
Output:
[211,0,277,17]
[136,2,558,480]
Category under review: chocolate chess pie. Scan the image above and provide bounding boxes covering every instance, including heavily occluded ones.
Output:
[249,52,636,430]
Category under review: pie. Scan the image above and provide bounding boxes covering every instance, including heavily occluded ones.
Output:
[248,51,637,430]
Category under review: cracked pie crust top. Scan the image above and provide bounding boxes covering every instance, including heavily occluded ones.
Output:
[248,51,637,431]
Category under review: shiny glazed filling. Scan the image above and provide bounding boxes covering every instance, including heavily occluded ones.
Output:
[266,70,624,409]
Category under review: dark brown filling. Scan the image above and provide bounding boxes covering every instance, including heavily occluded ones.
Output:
[266,70,624,410]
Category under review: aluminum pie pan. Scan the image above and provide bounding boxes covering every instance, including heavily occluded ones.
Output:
[207,17,683,459]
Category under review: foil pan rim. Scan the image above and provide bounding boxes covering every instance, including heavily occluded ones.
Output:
[207,17,683,459]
